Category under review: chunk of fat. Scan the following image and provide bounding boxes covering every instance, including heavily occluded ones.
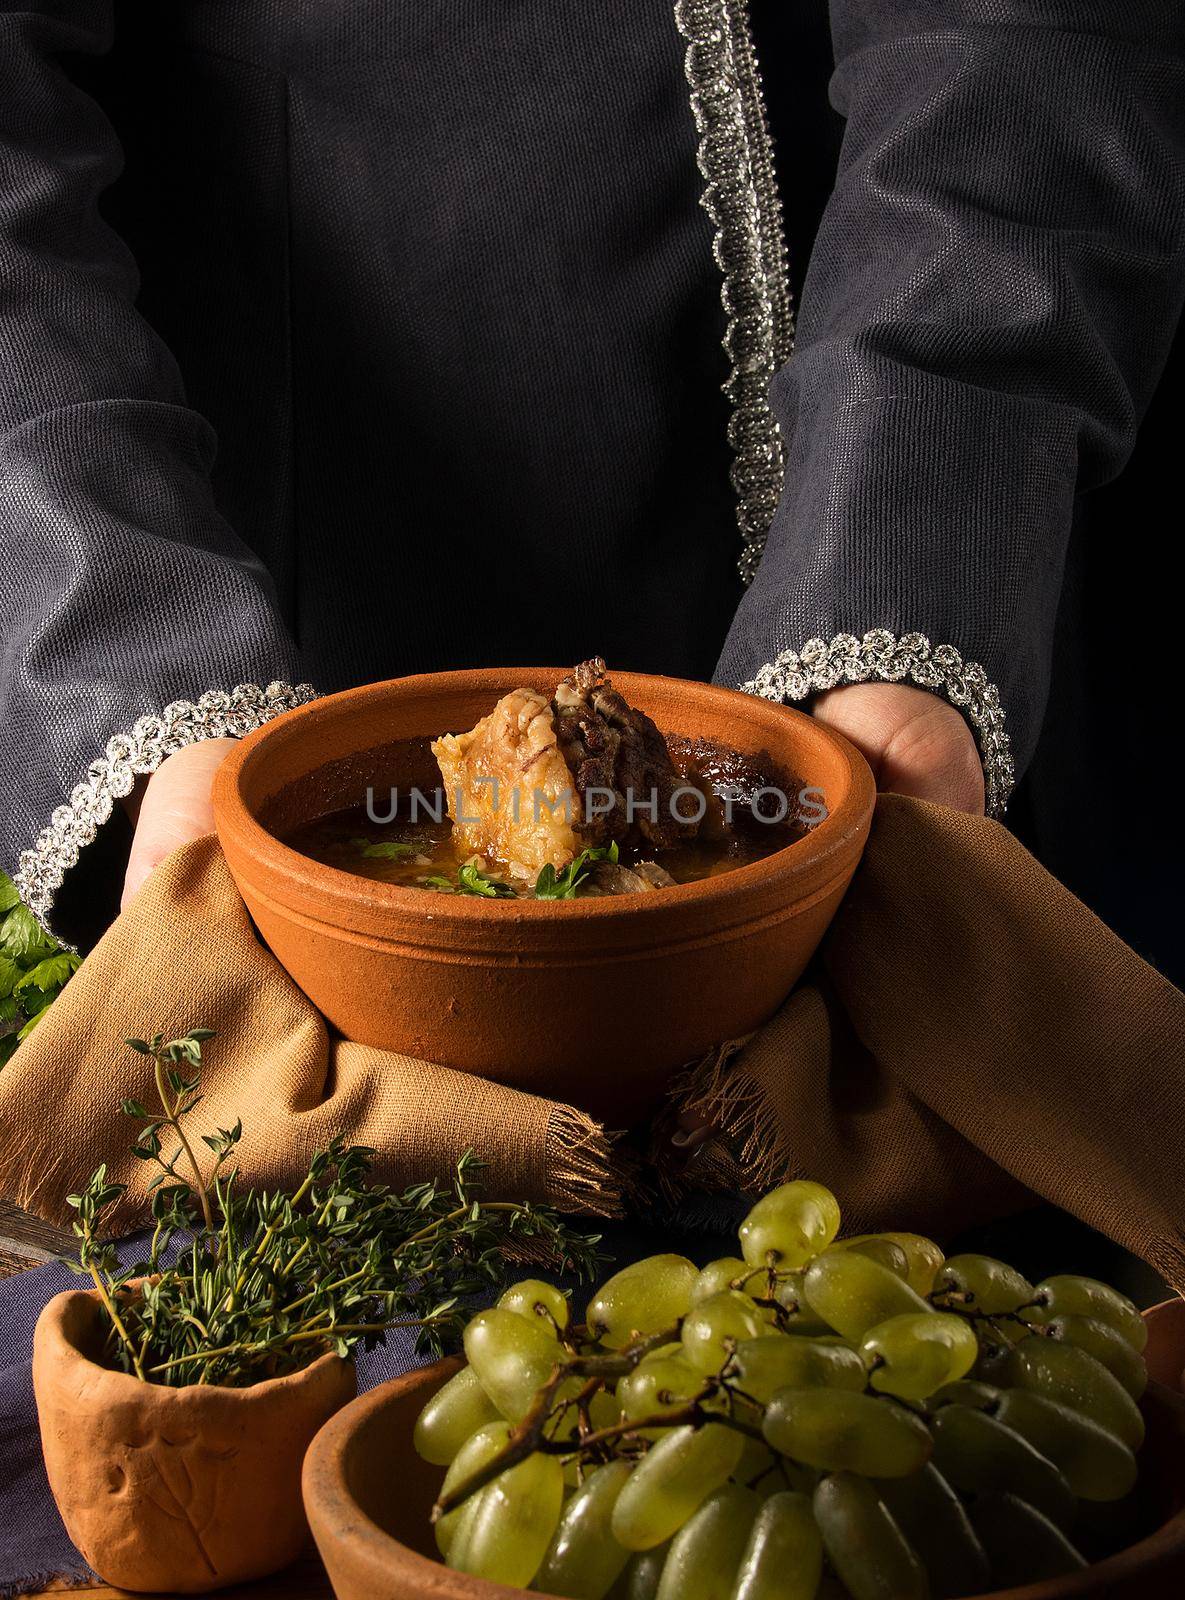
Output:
[431,689,582,881]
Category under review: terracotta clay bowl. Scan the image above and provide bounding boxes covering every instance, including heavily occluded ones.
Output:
[303,1356,1185,1600]
[212,670,875,1119]
[33,1288,356,1594]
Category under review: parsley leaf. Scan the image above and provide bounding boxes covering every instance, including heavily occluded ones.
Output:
[359,841,418,860]
[533,841,619,900]
[457,862,515,898]
[0,872,79,1067]
[422,863,515,898]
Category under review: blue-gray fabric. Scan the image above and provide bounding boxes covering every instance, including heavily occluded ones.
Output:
[1,2,1183,959]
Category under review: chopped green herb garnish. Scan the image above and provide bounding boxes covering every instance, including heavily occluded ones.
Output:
[457,862,516,897]
[423,863,515,897]
[533,841,619,900]
[359,841,419,860]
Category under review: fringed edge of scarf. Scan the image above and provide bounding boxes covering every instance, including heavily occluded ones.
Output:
[544,1104,637,1219]
[640,1037,791,1207]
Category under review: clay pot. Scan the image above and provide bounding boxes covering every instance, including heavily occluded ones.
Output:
[1144,1297,1185,1392]
[304,1357,1185,1600]
[33,1288,356,1593]
[212,670,875,1119]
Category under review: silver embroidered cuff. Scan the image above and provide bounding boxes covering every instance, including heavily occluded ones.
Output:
[674,0,795,585]
[15,680,316,930]
[742,630,1015,818]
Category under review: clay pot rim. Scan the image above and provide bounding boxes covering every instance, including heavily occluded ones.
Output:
[38,1286,353,1400]
[214,669,876,931]
[303,1356,1185,1600]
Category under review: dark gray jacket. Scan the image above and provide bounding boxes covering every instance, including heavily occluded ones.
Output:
[2,2,1183,959]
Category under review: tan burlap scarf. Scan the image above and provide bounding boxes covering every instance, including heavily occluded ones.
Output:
[2,797,1182,1282]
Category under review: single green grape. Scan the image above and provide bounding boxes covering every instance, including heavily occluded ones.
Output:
[587,1255,699,1348]
[829,1236,910,1279]
[932,1253,1034,1316]
[614,1542,672,1600]
[929,1403,1076,1529]
[966,1491,1088,1585]
[731,1333,866,1404]
[441,1487,488,1573]
[732,1429,812,1494]
[731,1490,824,1600]
[813,1472,928,1600]
[767,1269,833,1335]
[972,1335,1016,1386]
[462,1306,569,1422]
[680,1290,766,1374]
[498,1277,571,1333]
[927,1378,1000,1412]
[860,1311,979,1401]
[654,1482,760,1600]
[739,1181,842,1271]
[618,1353,705,1431]
[450,1448,564,1587]
[1004,1336,1145,1449]
[855,1232,945,1297]
[1040,1314,1147,1399]
[434,1420,511,1556]
[762,1388,932,1478]
[413,1364,500,1466]
[535,1459,634,1600]
[803,1250,932,1342]
[691,1256,752,1304]
[993,1388,1138,1502]
[872,1463,991,1600]
[1022,1274,1147,1352]
[588,1385,624,1431]
[610,1423,745,1550]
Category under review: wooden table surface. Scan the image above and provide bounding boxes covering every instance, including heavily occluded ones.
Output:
[20,1556,333,1599]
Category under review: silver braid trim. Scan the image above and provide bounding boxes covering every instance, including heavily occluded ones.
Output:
[15,681,317,930]
[742,630,1016,818]
[674,0,794,584]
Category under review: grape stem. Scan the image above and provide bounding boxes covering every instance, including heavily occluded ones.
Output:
[431,1323,772,1523]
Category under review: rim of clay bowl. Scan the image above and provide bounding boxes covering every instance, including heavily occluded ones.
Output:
[36,1287,353,1403]
[214,669,877,936]
[303,1357,1185,1600]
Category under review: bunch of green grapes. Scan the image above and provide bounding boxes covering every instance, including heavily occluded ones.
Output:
[413,1179,1149,1599]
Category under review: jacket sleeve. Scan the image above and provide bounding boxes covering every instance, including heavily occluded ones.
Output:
[0,1,311,933]
[716,0,1185,816]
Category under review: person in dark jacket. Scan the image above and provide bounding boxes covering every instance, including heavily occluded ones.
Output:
[2,2,1182,975]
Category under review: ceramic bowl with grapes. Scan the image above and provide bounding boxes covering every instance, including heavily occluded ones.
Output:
[303,1356,1185,1600]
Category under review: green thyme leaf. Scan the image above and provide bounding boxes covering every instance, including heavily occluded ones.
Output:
[61,1027,602,1388]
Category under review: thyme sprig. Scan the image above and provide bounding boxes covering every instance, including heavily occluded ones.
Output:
[65,1030,602,1388]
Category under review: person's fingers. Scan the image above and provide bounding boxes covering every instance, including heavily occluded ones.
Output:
[121,737,238,910]
[812,682,985,816]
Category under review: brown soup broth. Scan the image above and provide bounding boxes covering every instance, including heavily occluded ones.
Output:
[285,803,800,894]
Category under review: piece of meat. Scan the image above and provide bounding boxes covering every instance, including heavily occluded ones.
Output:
[552,658,701,852]
[431,689,581,882]
[581,860,675,896]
